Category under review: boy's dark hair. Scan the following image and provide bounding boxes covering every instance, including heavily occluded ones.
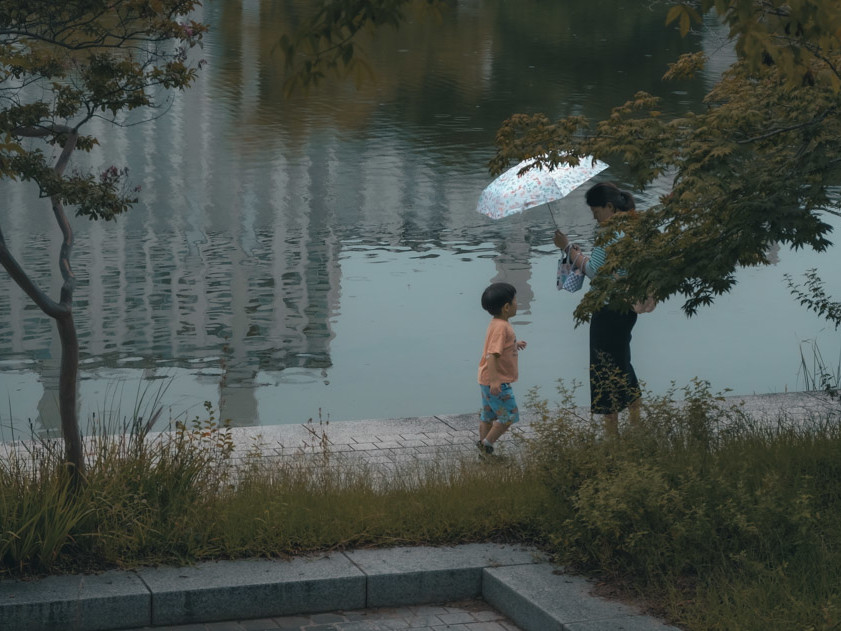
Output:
[481,282,516,316]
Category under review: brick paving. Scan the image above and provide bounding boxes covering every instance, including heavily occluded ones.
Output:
[123,600,523,631]
[220,412,537,480]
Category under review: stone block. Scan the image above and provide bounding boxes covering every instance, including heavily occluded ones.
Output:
[136,554,364,625]
[0,570,149,631]
[347,543,540,608]
[483,564,679,631]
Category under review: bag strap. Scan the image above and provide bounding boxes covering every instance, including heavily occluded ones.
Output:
[564,243,587,271]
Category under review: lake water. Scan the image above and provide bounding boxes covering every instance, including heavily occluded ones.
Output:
[1,1,839,440]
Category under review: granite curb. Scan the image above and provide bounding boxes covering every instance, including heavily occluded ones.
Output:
[0,543,680,631]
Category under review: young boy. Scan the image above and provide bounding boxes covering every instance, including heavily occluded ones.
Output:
[477,282,527,455]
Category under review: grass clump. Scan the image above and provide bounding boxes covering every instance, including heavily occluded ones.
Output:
[527,379,841,630]
[205,457,544,557]
[0,447,93,574]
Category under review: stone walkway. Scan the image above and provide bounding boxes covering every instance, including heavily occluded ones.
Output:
[195,391,838,483]
[123,600,523,630]
[1,542,681,630]
[218,411,535,478]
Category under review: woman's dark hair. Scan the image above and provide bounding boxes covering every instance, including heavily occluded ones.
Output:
[585,182,635,212]
[481,282,516,316]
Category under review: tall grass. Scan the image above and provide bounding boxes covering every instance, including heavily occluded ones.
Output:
[798,337,841,397]
[204,456,545,557]
[0,444,93,574]
[0,401,548,575]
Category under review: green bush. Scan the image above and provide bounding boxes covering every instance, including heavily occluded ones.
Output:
[527,379,841,629]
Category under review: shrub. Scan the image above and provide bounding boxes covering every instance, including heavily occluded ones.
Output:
[526,379,841,628]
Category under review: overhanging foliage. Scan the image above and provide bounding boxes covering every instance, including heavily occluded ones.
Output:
[489,0,841,322]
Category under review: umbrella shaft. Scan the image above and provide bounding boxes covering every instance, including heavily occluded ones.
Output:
[547,203,558,228]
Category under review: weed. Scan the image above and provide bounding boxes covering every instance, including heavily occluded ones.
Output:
[0,399,545,575]
[798,337,841,399]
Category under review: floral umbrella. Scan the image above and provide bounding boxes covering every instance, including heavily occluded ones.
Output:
[476,155,609,225]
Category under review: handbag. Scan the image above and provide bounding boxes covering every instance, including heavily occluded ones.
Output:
[556,247,584,292]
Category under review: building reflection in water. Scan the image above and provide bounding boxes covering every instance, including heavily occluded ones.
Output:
[0,0,735,438]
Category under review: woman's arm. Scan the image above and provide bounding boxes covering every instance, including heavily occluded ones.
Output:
[571,243,605,279]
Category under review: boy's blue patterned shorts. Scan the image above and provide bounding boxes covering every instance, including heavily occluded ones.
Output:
[479,383,520,425]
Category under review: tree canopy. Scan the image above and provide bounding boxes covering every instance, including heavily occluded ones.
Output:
[0,0,205,222]
[489,0,841,323]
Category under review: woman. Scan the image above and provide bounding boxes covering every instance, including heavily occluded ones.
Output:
[554,182,641,435]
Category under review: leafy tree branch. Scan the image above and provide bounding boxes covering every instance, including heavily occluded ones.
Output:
[491,0,841,323]
[786,269,841,329]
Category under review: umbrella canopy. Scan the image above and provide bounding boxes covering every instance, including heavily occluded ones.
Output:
[476,155,609,222]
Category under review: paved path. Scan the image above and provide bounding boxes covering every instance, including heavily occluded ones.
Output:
[217,411,534,478]
[123,600,523,630]
[209,391,838,478]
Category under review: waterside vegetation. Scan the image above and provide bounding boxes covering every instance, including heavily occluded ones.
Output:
[2,381,840,631]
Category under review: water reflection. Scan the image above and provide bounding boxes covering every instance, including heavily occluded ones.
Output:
[0,1,837,439]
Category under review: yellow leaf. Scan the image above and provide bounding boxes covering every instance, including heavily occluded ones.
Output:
[665,5,684,27]
[666,4,702,37]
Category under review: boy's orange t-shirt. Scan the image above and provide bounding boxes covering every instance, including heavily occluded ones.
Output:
[477,318,519,386]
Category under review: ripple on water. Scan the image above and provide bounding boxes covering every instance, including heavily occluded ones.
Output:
[275,369,321,385]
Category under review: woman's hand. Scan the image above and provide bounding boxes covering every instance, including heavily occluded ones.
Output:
[517,340,527,351]
[553,229,569,250]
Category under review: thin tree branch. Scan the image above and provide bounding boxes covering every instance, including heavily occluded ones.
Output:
[53,131,77,176]
[736,108,834,144]
[12,123,75,138]
[0,223,64,317]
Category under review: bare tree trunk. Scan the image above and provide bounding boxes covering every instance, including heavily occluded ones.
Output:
[0,227,83,483]
[0,130,85,485]
[56,314,83,480]
[49,134,85,485]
